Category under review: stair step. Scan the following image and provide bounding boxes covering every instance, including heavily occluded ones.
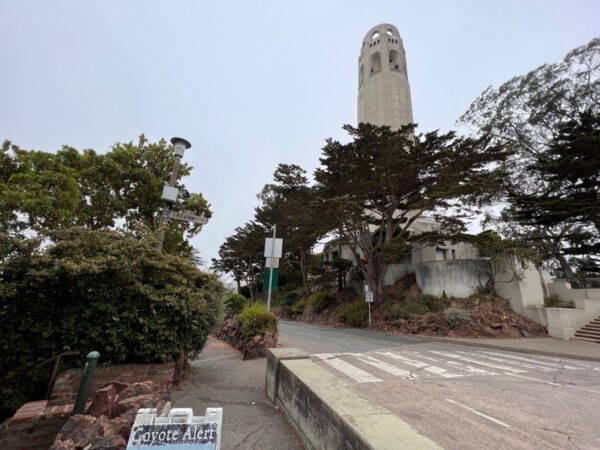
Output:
[571,336,600,344]
[574,331,600,339]
[581,325,600,331]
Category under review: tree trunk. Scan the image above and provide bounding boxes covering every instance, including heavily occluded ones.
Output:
[299,251,310,296]
[366,252,386,303]
[236,279,241,294]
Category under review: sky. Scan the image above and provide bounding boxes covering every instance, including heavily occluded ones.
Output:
[1,0,599,268]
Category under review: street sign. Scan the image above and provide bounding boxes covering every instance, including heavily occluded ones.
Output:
[265,257,280,269]
[127,407,222,449]
[365,292,374,303]
[169,210,208,225]
[263,268,279,291]
[264,238,283,258]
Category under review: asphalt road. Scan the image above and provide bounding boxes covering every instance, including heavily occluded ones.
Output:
[279,320,600,450]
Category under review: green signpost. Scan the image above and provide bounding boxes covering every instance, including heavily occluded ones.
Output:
[263,268,279,291]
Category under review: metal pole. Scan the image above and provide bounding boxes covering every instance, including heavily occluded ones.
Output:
[73,351,100,415]
[157,137,191,251]
[267,224,276,311]
[368,303,371,328]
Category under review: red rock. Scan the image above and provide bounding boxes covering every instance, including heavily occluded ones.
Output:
[118,381,155,401]
[100,381,130,393]
[88,384,118,418]
[50,415,103,450]
[90,435,127,450]
[115,394,158,416]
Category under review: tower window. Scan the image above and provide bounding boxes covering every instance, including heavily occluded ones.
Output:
[372,31,380,40]
[389,49,401,72]
[386,29,394,36]
[370,51,381,74]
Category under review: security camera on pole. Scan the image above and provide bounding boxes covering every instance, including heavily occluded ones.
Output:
[156,137,208,251]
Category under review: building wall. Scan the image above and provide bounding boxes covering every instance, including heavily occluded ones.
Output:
[358,23,413,130]
[414,260,491,298]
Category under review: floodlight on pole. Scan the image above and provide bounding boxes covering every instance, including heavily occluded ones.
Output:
[156,137,192,251]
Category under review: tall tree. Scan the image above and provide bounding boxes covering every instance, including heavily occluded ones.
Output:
[460,38,600,275]
[315,123,508,302]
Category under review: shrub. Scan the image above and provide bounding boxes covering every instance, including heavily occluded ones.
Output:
[544,294,575,309]
[339,299,368,327]
[224,293,248,318]
[391,293,445,320]
[0,229,221,419]
[309,291,336,313]
[444,307,471,328]
[238,303,278,341]
[280,289,303,315]
[291,298,307,315]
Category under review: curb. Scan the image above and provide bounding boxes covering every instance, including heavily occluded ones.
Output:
[417,335,600,362]
[266,348,440,450]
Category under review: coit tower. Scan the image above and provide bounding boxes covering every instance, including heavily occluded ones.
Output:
[357,24,414,129]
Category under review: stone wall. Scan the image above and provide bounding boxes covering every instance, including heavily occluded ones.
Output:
[50,363,175,405]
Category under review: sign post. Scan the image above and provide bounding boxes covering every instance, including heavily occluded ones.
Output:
[365,286,373,328]
[264,226,283,311]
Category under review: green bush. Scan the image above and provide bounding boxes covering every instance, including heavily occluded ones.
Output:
[280,289,303,315]
[238,303,278,341]
[309,291,336,313]
[224,293,248,318]
[291,298,307,315]
[391,293,445,320]
[544,294,575,308]
[444,307,471,328]
[339,299,368,327]
[0,229,222,419]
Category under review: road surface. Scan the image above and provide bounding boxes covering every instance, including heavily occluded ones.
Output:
[279,320,600,450]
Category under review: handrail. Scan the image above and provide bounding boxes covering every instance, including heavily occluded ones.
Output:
[35,351,81,400]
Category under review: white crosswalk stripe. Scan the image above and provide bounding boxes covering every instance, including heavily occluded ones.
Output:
[313,348,598,385]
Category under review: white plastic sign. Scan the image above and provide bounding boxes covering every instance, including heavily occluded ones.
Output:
[263,238,283,258]
[365,292,374,303]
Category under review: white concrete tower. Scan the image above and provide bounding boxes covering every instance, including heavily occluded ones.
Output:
[358,24,413,129]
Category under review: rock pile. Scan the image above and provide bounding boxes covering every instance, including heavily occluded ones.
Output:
[215,318,278,359]
[50,381,169,450]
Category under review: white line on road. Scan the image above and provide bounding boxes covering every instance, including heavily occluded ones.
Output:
[445,399,510,428]
[457,351,556,372]
[430,351,527,373]
[477,351,584,370]
[376,351,463,378]
[405,350,498,376]
[321,354,383,383]
[352,354,413,377]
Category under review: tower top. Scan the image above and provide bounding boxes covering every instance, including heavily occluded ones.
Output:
[360,23,401,48]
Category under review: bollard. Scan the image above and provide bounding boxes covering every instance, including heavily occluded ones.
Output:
[72,351,100,415]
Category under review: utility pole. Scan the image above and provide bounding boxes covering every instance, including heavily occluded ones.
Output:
[266,224,277,311]
[157,137,192,251]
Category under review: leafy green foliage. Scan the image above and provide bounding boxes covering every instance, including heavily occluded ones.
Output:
[308,291,336,313]
[543,295,575,309]
[390,293,445,320]
[0,137,212,258]
[0,228,221,418]
[237,304,278,341]
[443,307,471,328]
[278,289,304,316]
[339,299,368,327]
[223,293,248,318]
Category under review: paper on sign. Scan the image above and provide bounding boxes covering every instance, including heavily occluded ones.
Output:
[265,257,280,269]
[264,238,283,258]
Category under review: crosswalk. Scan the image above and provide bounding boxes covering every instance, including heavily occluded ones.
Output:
[311,348,599,384]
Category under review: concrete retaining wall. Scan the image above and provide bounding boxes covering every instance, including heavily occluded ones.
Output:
[414,259,490,298]
[266,348,440,450]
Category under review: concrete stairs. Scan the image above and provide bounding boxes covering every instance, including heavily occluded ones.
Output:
[573,317,600,343]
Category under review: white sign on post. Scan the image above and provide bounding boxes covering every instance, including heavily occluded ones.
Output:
[365,292,374,303]
[169,210,208,225]
[264,238,283,258]
[265,257,280,269]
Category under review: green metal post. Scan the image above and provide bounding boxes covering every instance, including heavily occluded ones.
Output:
[72,351,100,415]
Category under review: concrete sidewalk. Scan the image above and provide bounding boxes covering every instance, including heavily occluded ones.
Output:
[171,338,303,450]
[423,336,600,361]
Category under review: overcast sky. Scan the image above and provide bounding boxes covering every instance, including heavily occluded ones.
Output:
[1,0,599,267]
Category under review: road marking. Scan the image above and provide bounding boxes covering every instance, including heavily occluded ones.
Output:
[457,351,556,372]
[535,355,598,369]
[505,372,600,394]
[320,354,383,383]
[352,354,413,377]
[376,351,463,378]
[430,351,527,373]
[445,361,498,376]
[445,399,510,428]
[477,351,583,370]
